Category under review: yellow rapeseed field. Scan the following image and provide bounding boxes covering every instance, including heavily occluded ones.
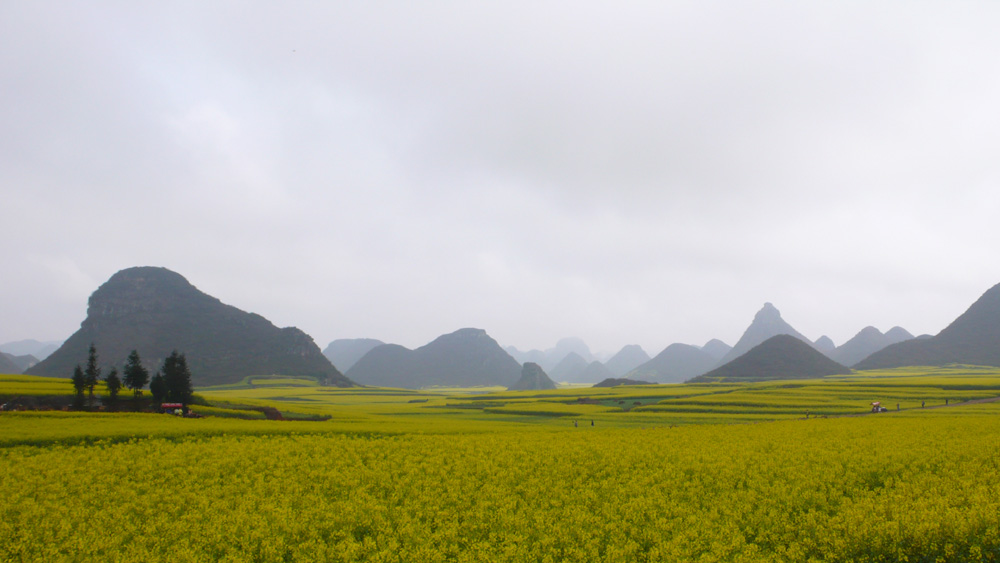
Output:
[2,411,1000,562]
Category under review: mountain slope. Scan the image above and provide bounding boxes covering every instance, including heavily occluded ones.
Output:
[691,334,852,383]
[26,267,350,387]
[831,326,914,367]
[0,340,62,360]
[855,283,1000,369]
[549,352,590,382]
[508,362,557,391]
[323,338,385,372]
[700,339,732,361]
[627,343,717,383]
[715,303,813,367]
[603,345,650,377]
[0,353,21,375]
[346,328,521,388]
[578,361,615,383]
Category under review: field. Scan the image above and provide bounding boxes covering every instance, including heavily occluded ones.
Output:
[3,367,1000,561]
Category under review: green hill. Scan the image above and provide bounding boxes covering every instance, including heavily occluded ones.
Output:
[855,282,1000,369]
[346,328,521,388]
[27,267,350,387]
[691,334,852,383]
[508,362,557,391]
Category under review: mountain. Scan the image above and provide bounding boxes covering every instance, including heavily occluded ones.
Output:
[715,303,813,367]
[26,267,350,387]
[700,339,732,362]
[346,328,521,388]
[547,337,594,365]
[504,337,594,372]
[855,283,1000,370]
[603,345,650,377]
[578,361,615,383]
[814,336,836,356]
[691,334,853,383]
[593,377,654,387]
[1,353,39,373]
[885,326,915,344]
[505,346,546,366]
[549,352,590,382]
[508,362,557,391]
[627,343,717,383]
[830,326,915,367]
[0,353,21,374]
[323,338,385,372]
[0,339,63,360]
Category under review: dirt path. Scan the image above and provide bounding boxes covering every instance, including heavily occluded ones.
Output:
[831,395,1000,418]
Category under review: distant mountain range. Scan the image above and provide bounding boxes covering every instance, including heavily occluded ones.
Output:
[691,334,853,383]
[508,362,557,391]
[346,328,520,388]
[548,352,590,383]
[603,345,650,377]
[26,267,350,387]
[626,343,718,383]
[715,303,814,367]
[855,282,1000,370]
[829,326,914,367]
[1,353,39,373]
[506,337,595,372]
[0,353,22,374]
[323,338,385,372]
[0,339,62,361]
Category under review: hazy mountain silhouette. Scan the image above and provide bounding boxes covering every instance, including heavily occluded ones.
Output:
[715,303,813,367]
[0,339,62,360]
[1,353,38,373]
[814,336,836,356]
[504,346,546,366]
[346,328,521,388]
[691,334,853,383]
[603,345,650,377]
[627,343,717,383]
[0,353,22,374]
[700,339,732,361]
[578,361,615,383]
[855,282,1000,369]
[830,326,914,367]
[323,338,385,372]
[593,377,653,387]
[885,326,915,344]
[508,362,557,391]
[26,267,350,387]
[507,337,595,372]
[549,352,590,382]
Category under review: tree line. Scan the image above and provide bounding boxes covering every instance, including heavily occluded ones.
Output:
[70,344,193,410]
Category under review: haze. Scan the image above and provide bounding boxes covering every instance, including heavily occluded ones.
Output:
[3,2,1000,356]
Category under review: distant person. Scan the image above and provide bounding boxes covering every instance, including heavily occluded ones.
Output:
[590,420,594,427]
[922,400,925,408]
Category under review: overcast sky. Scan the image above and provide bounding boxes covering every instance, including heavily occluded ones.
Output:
[4,1,1000,357]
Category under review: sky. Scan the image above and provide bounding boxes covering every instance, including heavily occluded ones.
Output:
[4,1,1000,357]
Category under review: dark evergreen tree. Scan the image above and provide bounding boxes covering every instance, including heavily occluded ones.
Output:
[71,364,86,409]
[122,350,149,400]
[104,367,122,406]
[161,350,193,406]
[149,371,167,405]
[83,343,101,404]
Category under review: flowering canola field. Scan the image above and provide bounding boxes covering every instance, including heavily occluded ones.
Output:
[3,408,1000,562]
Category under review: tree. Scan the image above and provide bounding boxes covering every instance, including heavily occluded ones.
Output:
[71,364,86,409]
[83,343,101,404]
[104,367,122,407]
[149,371,167,405]
[122,350,149,400]
[161,350,193,406]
